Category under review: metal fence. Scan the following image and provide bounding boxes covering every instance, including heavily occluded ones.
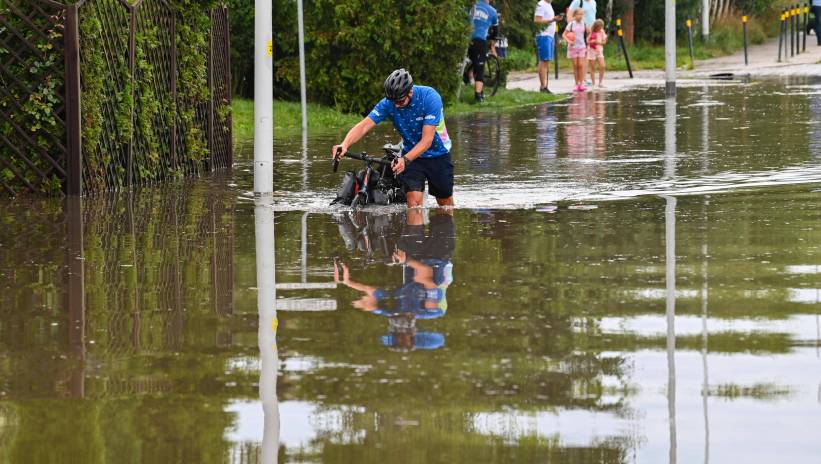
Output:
[0,0,232,196]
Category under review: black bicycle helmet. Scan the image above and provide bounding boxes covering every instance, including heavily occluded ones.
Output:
[384,69,413,102]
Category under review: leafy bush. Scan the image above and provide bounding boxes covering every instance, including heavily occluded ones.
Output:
[495,0,544,49]
[304,0,472,115]
[245,0,468,115]
[227,0,299,100]
[505,46,537,71]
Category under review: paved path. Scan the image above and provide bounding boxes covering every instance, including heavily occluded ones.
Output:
[507,35,821,94]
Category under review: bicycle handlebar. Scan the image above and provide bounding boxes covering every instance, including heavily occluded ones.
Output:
[345,152,393,165]
[333,148,393,173]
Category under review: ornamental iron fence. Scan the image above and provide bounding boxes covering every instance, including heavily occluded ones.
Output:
[0,0,232,195]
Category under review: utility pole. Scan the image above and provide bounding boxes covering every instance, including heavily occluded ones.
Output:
[254,0,274,195]
[702,0,710,39]
[665,0,677,97]
[297,0,308,132]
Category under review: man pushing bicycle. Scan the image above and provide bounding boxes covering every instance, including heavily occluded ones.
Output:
[332,69,454,208]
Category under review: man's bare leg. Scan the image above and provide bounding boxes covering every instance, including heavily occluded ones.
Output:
[407,192,453,209]
[406,191,424,208]
[436,196,454,207]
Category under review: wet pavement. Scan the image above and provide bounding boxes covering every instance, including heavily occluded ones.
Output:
[1,78,820,463]
[508,36,821,95]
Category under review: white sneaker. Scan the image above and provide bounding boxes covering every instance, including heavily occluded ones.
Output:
[584,79,593,86]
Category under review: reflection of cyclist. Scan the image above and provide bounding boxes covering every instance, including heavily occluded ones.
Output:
[334,211,455,351]
[332,69,454,207]
[468,0,499,103]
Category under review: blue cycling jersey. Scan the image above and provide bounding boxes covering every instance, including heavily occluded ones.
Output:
[368,85,451,158]
[471,1,499,40]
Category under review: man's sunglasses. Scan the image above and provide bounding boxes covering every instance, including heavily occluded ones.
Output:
[392,94,411,104]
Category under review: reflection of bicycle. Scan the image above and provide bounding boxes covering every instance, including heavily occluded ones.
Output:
[458,50,501,98]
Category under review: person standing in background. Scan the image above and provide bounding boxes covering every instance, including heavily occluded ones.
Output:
[587,19,607,88]
[563,8,588,92]
[534,0,562,94]
[567,0,597,30]
[812,0,821,46]
[568,0,596,85]
[469,0,499,102]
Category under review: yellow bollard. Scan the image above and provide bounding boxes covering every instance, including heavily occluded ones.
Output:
[686,19,695,68]
[779,12,786,62]
[616,27,633,78]
[742,16,748,65]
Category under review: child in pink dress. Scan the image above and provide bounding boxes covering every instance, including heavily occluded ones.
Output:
[563,8,587,92]
[587,19,607,89]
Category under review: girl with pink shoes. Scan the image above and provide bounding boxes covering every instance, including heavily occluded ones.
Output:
[563,8,587,92]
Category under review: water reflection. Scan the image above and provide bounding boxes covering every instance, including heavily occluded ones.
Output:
[665,195,677,464]
[564,91,607,159]
[333,210,455,351]
[256,197,280,464]
[811,85,821,158]
[535,104,557,165]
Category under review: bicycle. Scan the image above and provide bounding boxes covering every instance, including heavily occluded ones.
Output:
[331,145,405,208]
[458,48,502,99]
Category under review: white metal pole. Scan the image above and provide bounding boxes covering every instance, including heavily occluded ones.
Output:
[297,0,308,132]
[702,0,710,39]
[665,0,677,97]
[665,98,677,180]
[254,0,274,194]
[256,198,279,464]
[302,129,308,191]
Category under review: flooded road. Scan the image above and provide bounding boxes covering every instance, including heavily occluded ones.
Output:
[254,79,821,210]
[1,78,821,463]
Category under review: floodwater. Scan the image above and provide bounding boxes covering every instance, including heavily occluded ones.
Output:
[1,78,821,463]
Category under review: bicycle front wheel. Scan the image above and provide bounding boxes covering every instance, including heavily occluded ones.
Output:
[484,55,501,96]
[350,192,367,209]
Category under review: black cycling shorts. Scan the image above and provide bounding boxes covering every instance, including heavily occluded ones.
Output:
[468,38,487,83]
[400,154,454,199]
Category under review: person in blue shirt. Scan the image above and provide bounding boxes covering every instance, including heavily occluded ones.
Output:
[332,69,454,207]
[468,0,499,102]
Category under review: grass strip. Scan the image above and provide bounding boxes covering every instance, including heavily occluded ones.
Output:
[233,88,565,142]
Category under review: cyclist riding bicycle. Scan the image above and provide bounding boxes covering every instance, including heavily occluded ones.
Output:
[332,69,454,208]
[468,0,499,103]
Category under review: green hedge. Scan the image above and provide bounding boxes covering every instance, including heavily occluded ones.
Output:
[230,0,472,115]
[309,0,472,115]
